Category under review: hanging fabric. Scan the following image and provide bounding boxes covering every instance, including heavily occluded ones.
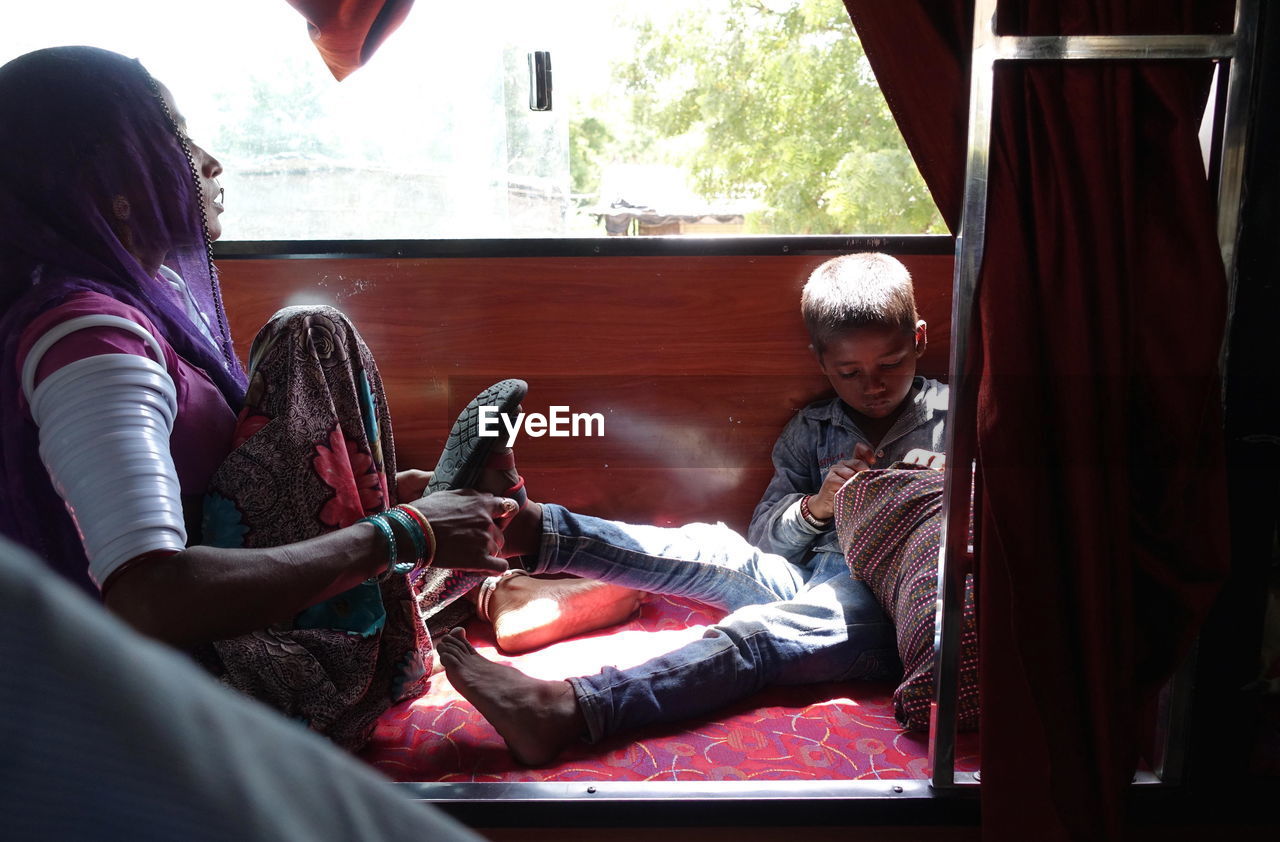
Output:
[284,0,415,80]
[843,1,1234,839]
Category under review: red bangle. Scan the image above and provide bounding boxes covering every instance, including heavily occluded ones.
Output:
[799,495,830,529]
[393,504,436,567]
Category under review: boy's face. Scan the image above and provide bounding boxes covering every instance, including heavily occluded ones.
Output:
[816,322,927,420]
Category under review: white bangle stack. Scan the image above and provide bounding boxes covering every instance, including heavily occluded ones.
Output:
[23,316,185,588]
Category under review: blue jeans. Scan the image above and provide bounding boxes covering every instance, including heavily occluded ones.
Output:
[531,504,901,742]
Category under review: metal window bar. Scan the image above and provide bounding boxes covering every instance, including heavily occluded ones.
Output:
[929,0,1259,790]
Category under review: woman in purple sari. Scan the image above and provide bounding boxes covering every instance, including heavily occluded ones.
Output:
[0,46,519,749]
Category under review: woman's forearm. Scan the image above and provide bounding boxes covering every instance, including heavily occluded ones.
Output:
[103,522,388,648]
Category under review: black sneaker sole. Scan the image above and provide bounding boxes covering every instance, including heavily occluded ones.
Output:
[427,378,528,493]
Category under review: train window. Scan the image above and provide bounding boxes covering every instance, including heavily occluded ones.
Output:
[4,0,944,239]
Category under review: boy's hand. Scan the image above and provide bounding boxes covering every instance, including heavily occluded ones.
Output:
[808,443,876,521]
[902,449,946,471]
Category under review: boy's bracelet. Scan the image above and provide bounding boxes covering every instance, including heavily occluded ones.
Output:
[799,495,831,529]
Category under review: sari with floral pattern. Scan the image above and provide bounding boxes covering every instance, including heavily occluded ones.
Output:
[199,306,430,751]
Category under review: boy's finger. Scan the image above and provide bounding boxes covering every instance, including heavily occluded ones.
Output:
[853,443,876,464]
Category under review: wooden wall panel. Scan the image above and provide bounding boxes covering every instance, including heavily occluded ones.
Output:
[217,253,953,532]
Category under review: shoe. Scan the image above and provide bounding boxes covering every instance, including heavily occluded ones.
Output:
[427,378,527,494]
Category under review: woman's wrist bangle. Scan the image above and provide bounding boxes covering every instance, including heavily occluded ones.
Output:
[392,504,436,569]
[799,495,831,529]
[382,507,425,575]
[358,513,399,576]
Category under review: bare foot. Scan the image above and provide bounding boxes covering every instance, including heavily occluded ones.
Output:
[436,629,584,766]
[491,574,644,654]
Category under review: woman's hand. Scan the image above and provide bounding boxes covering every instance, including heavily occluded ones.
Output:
[408,489,516,574]
[808,443,876,521]
[395,469,433,502]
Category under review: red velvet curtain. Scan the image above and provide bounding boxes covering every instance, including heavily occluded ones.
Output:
[844,2,1234,839]
[284,0,414,80]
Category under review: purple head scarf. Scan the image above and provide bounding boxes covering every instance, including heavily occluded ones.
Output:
[0,46,248,593]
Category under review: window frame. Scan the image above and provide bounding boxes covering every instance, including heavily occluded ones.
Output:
[211,232,1210,824]
[214,234,955,261]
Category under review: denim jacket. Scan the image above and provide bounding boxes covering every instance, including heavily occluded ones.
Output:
[746,377,949,562]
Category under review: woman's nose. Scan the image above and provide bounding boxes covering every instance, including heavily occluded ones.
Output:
[199,147,222,179]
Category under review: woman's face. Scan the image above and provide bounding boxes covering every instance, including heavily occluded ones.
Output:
[156,82,224,241]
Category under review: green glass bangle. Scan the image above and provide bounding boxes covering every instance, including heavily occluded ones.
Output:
[358,513,401,575]
[381,507,424,575]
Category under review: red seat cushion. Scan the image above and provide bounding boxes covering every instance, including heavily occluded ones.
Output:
[360,592,979,780]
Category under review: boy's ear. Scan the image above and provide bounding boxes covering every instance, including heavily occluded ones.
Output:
[808,342,829,371]
[914,320,928,356]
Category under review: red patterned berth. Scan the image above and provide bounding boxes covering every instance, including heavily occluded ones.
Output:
[214,252,967,783]
[361,593,979,783]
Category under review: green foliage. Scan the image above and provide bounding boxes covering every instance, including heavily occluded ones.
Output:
[569,116,615,199]
[212,56,334,159]
[610,0,944,234]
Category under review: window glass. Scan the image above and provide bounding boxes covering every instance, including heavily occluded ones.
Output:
[4,0,943,239]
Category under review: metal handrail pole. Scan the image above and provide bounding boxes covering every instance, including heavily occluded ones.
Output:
[928,0,997,792]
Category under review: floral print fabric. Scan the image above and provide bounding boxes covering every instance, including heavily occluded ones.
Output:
[198,306,430,751]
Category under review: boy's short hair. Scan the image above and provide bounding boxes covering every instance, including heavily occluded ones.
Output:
[801,253,919,352]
